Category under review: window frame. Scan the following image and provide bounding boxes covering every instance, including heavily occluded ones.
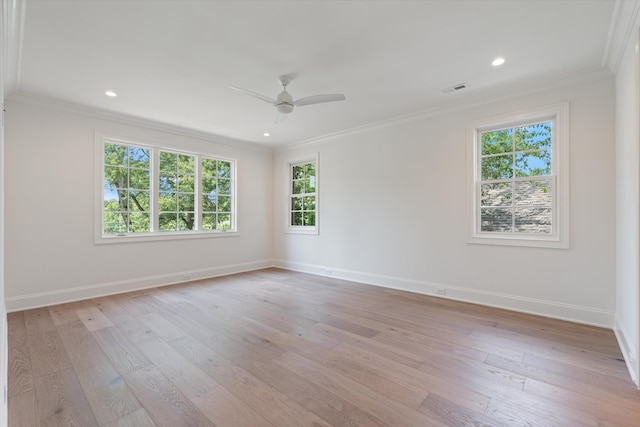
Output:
[467,103,570,248]
[95,133,238,244]
[286,153,319,235]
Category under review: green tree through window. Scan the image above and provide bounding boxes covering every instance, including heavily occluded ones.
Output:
[479,122,553,234]
[290,161,316,228]
[103,144,151,233]
[102,140,234,237]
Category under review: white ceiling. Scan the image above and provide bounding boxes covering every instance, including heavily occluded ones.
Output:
[8,0,617,147]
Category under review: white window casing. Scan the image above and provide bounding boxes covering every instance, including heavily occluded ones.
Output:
[467,103,570,248]
[95,133,237,244]
[286,153,319,235]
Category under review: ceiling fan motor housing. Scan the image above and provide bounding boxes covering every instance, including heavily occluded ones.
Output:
[276,90,294,114]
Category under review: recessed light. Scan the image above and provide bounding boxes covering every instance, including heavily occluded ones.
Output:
[105,90,117,97]
[492,57,506,67]
[263,132,270,137]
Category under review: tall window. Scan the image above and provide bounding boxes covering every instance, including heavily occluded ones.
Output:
[98,136,235,242]
[288,155,318,234]
[158,151,196,231]
[201,158,233,231]
[468,103,569,248]
[103,144,151,233]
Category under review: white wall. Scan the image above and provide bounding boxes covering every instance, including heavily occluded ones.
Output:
[274,73,616,328]
[3,98,273,310]
[0,32,7,427]
[615,24,640,386]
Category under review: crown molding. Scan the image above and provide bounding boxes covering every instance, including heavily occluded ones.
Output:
[2,0,26,95]
[602,0,640,73]
[8,66,612,156]
[6,91,272,152]
[277,66,613,152]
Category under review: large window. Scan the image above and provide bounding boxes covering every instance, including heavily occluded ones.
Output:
[287,155,318,234]
[98,135,236,242]
[468,103,569,248]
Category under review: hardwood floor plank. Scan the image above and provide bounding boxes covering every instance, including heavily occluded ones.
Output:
[289,306,381,338]
[92,326,151,375]
[471,329,628,378]
[122,364,214,427]
[136,312,187,342]
[113,314,160,344]
[323,298,476,338]
[522,352,635,393]
[310,322,425,369]
[102,408,157,427]
[320,298,472,340]
[75,306,114,331]
[418,351,527,395]
[47,303,80,326]
[169,335,333,427]
[484,353,640,409]
[7,312,34,398]
[524,378,640,427]
[418,393,502,427]
[35,368,99,427]
[23,307,57,335]
[7,339,33,398]
[485,394,599,427]
[191,385,274,426]
[93,294,152,323]
[373,329,490,363]
[8,268,640,426]
[7,312,27,344]
[202,331,384,427]
[7,389,37,427]
[57,320,142,425]
[27,329,72,378]
[135,335,219,399]
[332,342,492,413]
[273,350,447,427]
[241,317,428,408]
[143,291,287,360]
[259,316,341,349]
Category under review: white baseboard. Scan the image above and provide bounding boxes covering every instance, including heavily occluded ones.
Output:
[5,259,272,312]
[273,259,615,328]
[614,315,639,387]
[5,257,618,329]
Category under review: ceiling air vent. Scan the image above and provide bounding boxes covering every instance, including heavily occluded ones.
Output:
[441,83,467,93]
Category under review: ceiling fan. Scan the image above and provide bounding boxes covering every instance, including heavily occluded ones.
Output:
[230,75,346,122]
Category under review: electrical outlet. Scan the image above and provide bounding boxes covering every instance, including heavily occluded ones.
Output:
[324,269,332,276]
[436,288,446,296]
[182,274,192,280]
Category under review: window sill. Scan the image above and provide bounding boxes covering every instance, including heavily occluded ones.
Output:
[468,233,569,249]
[285,227,318,235]
[95,230,239,245]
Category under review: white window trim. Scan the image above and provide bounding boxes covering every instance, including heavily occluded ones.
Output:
[466,102,570,249]
[94,132,238,244]
[285,153,319,235]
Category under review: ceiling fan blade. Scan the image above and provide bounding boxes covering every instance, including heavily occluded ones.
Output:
[275,111,288,124]
[229,85,277,105]
[294,93,346,107]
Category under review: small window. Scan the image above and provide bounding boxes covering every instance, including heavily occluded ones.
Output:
[467,103,569,248]
[287,155,318,234]
[97,135,236,243]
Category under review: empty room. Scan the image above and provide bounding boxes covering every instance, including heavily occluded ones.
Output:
[1,0,640,426]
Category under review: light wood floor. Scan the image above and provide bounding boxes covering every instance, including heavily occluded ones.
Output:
[7,268,640,426]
